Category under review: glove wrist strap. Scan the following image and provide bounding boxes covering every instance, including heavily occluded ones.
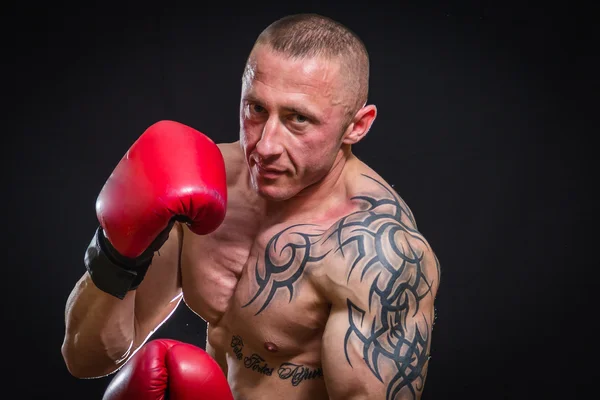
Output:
[84,226,152,300]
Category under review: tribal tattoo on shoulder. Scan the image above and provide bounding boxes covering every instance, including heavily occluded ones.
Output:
[334,177,440,400]
[243,174,441,399]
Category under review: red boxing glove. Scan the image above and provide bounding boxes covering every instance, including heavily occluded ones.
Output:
[97,120,227,258]
[102,339,233,400]
[84,120,227,298]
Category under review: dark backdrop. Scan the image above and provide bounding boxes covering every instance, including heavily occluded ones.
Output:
[5,2,593,399]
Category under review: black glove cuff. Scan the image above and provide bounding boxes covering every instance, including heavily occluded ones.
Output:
[84,226,152,300]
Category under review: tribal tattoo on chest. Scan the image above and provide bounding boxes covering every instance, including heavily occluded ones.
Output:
[242,174,440,399]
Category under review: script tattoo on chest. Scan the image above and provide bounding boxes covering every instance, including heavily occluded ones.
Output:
[242,174,439,399]
[278,362,323,386]
[230,335,323,386]
[231,335,274,376]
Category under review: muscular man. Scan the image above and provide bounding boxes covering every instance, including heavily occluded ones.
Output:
[62,13,441,400]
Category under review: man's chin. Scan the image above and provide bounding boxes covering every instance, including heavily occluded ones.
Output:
[256,188,291,202]
[250,174,291,201]
[253,182,297,202]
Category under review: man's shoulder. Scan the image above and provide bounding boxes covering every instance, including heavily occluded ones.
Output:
[344,168,419,232]
[322,168,440,289]
[331,173,428,256]
[217,141,243,161]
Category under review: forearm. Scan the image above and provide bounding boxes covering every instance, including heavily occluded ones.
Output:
[61,273,137,378]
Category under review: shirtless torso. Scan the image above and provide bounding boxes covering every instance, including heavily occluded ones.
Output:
[62,14,441,400]
[180,142,439,399]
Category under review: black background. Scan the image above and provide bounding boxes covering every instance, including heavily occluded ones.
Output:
[5,1,594,399]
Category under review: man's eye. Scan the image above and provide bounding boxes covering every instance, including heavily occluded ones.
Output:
[252,104,266,113]
[293,114,308,124]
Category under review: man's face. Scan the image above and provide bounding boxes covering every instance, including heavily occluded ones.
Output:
[240,45,351,202]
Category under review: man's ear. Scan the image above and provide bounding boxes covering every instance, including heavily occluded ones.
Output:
[342,104,377,145]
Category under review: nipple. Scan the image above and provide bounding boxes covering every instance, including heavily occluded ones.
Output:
[264,341,279,352]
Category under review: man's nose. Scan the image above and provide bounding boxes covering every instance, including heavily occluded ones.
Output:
[255,117,284,160]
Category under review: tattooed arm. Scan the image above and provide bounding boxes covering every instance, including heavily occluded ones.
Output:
[321,210,440,400]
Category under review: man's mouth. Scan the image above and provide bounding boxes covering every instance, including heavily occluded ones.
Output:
[256,163,285,178]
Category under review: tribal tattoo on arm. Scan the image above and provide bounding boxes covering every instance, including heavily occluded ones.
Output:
[332,176,440,400]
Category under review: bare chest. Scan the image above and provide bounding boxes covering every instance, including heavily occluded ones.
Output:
[211,223,334,359]
[179,188,263,323]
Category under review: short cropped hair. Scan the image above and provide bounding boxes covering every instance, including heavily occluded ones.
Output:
[249,13,370,119]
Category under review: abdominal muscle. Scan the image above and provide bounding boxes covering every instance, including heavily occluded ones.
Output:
[213,267,332,399]
[207,315,329,400]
